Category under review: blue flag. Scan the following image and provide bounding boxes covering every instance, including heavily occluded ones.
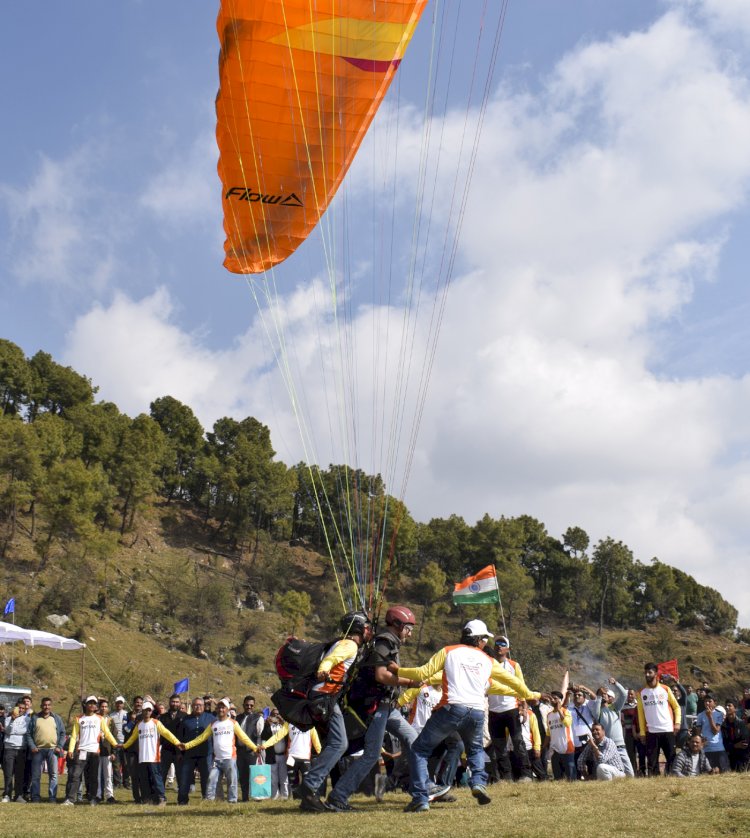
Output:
[173,677,189,693]
[3,598,14,616]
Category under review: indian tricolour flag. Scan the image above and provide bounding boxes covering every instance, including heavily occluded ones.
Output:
[452,565,500,605]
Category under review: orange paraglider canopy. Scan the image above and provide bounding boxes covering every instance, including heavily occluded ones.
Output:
[216,0,428,274]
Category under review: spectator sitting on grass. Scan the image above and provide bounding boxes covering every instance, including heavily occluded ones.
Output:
[670,733,715,777]
[576,723,625,781]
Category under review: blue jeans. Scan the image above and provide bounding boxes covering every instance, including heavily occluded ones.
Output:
[207,758,238,803]
[31,749,59,801]
[138,762,166,802]
[409,704,486,805]
[330,704,416,804]
[303,702,347,796]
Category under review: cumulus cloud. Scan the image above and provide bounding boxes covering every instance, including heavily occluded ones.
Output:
[139,130,219,228]
[1,147,118,289]
[62,4,750,623]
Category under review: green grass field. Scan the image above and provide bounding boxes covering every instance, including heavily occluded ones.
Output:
[1,775,748,838]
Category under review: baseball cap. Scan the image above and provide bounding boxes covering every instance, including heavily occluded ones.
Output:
[115,696,125,703]
[463,619,493,639]
[606,689,615,698]
[494,635,510,647]
[218,697,232,709]
[142,700,154,711]
[84,695,98,704]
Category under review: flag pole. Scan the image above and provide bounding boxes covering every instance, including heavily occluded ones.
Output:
[494,561,507,638]
[10,610,14,686]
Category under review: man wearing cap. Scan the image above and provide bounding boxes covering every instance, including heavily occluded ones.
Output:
[590,678,633,777]
[110,696,128,789]
[122,700,182,806]
[395,619,543,812]
[183,697,258,803]
[326,605,423,812]
[63,696,119,806]
[488,634,533,783]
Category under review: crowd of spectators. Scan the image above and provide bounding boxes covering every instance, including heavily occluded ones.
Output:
[0,629,748,810]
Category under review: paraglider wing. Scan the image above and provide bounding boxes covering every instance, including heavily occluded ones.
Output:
[216,0,428,274]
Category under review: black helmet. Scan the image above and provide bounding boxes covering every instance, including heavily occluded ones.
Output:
[339,611,371,638]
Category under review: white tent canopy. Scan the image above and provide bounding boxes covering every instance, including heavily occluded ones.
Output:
[0,620,85,650]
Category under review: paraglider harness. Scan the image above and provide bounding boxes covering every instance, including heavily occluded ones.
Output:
[272,635,363,732]
[341,629,401,747]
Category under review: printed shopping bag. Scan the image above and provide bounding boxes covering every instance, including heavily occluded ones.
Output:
[250,753,272,799]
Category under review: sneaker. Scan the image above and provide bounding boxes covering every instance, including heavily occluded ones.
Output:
[299,787,329,813]
[403,800,430,813]
[517,776,532,784]
[89,800,98,806]
[433,794,457,803]
[62,800,75,807]
[427,784,452,802]
[325,796,357,812]
[13,797,27,803]
[157,799,167,808]
[106,796,116,804]
[471,785,492,805]
[1,796,10,803]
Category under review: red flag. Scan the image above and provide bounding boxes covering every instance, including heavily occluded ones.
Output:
[657,659,679,680]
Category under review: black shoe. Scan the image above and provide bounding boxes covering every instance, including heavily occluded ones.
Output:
[106,797,117,804]
[326,796,357,812]
[403,799,430,812]
[433,794,457,803]
[300,788,329,813]
[471,785,491,805]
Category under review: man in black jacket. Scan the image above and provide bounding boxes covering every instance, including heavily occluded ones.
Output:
[159,694,186,789]
[235,695,264,802]
[721,700,749,771]
[177,697,213,804]
[326,605,422,812]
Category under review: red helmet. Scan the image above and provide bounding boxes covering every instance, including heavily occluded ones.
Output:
[385,605,416,628]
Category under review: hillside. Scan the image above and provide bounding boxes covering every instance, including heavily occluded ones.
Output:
[2,501,748,714]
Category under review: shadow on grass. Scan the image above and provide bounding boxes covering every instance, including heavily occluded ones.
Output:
[116,803,333,817]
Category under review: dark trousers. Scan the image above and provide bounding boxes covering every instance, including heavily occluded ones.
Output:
[551,751,576,780]
[138,762,166,803]
[646,731,676,776]
[287,757,311,794]
[125,749,145,802]
[237,748,254,802]
[511,747,547,781]
[66,753,100,802]
[178,753,210,804]
[160,749,182,785]
[113,748,128,787]
[2,746,26,799]
[489,710,531,779]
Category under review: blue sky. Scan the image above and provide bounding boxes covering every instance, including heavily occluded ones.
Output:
[2,1,750,626]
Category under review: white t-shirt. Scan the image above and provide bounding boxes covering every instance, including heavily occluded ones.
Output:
[409,686,442,733]
[488,659,521,713]
[442,645,494,711]
[136,719,161,763]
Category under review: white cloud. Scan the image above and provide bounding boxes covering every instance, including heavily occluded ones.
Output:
[1,148,117,289]
[62,4,750,625]
[139,130,219,228]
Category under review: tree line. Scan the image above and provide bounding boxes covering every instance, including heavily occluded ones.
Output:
[0,338,739,635]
